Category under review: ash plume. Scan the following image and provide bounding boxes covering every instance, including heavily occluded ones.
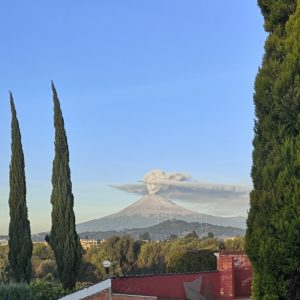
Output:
[112,169,250,216]
[143,169,189,194]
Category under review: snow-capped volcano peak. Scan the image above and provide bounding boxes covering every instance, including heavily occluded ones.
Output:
[112,194,196,218]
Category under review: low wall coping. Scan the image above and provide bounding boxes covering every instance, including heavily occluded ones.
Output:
[58,279,111,300]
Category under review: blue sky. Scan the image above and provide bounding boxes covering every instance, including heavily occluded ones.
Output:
[0,1,266,234]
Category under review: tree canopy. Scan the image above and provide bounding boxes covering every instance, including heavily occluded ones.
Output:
[8,93,32,283]
[246,1,300,298]
[46,82,82,290]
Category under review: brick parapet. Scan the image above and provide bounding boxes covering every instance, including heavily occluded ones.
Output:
[218,255,235,299]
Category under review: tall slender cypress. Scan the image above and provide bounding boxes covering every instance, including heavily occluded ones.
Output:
[8,92,32,283]
[246,1,300,298]
[46,82,82,290]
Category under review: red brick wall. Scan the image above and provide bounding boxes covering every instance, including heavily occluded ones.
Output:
[84,290,157,300]
[218,256,235,298]
[233,254,252,297]
[112,272,220,299]
[85,289,108,300]
[113,295,157,300]
[217,253,253,298]
[89,253,252,299]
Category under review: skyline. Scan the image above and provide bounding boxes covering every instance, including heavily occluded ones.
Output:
[0,1,266,234]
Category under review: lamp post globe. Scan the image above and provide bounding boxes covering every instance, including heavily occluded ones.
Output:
[103,260,112,276]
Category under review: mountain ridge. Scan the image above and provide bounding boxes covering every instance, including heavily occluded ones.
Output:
[77,194,246,232]
[79,219,245,240]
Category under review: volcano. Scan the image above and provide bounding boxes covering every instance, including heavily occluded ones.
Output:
[76,194,246,233]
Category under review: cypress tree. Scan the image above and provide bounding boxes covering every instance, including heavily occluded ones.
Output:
[46,82,82,290]
[8,92,32,283]
[246,1,300,298]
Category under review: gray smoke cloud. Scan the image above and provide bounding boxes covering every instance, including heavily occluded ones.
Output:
[112,169,250,216]
[143,169,189,194]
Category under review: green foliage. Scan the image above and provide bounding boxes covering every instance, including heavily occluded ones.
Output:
[77,261,99,283]
[0,281,67,300]
[132,240,143,259]
[85,235,136,278]
[84,244,108,279]
[117,235,135,275]
[165,240,216,273]
[46,82,82,290]
[34,260,56,280]
[246,1,300,298]
[185,230,198,239]
[6,233,243,283]
[168,234,178,240]
[167,250,216,273]
[207,232,214,239]
[29,280,67,300]
[137,241,168,273]
[0,260,9,285]
[224,236,245,252]
[8,94,32,283]
[0,244,57,283]
[197,237,221,251]
[32,243,54,261]
[80,230,234,277]
[139,232,151,241]
[103,236,130,275]
[84,235,221,277]
[31,244,57,281]
[137,237,219,274]
[258,0,297,32]
[0,246,9,284]
[0,283,30,300]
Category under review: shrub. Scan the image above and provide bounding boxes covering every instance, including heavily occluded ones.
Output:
[0,281,67,300]
[30,280,66,300]
[0,283,30,300]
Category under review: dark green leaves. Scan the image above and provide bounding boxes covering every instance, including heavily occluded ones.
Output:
[46,83,82,290]
[8,93,32,283]
[246,1,300,298]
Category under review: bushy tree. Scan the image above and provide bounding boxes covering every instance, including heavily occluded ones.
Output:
[32,244,54,261]
[185,230,198,239]
[136,238,218,274]
[35,260,57,280]
[137,241,167,274]
[224,236,245,252]
[46,82,82,290]
[8,93,32,283]
[103,235,135,275]
[165,238,216,273]
[246,1,300,298]
[139,232,151,241]
[0,246,9,284]
[32,244,56,281]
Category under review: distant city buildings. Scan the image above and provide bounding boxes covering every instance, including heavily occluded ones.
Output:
[80,239,101,249]
[1,238,103,249]
[33,241,47,245]
[0,239,8,246]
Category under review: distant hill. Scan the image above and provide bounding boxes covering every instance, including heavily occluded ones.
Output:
[79,219,245,241]
[1,220,244,243]
[1,194,246,242]
[77,194,246,232]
